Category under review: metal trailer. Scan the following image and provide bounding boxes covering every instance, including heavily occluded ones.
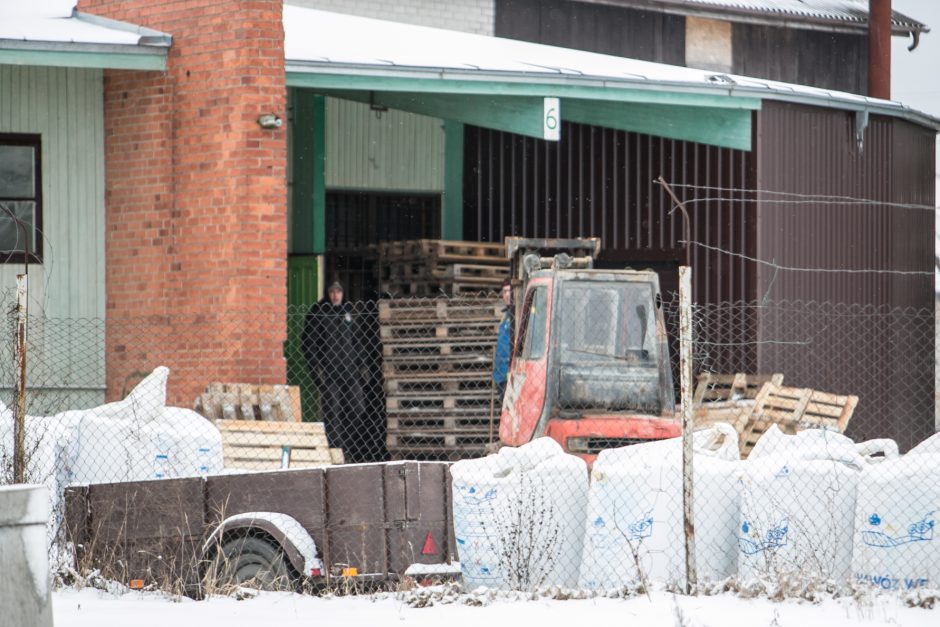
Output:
[64,461,455,594]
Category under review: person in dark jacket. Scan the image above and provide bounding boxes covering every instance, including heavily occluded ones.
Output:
[301,281,368,462]
[492,279,513,401]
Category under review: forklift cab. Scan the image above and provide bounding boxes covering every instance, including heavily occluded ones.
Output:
[498,266,679,464]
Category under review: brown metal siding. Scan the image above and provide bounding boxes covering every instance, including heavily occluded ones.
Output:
[732,24,868,94]
[754,101,935,449]
[463,122,756,300]
[463,121,759,372]
[755,102,934,307]
[495,0,686,66]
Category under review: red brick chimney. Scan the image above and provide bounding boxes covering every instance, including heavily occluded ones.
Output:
[77,0,288,404]
[869,0,892,99]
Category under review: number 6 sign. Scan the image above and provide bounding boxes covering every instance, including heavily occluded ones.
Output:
[543,97,560,141]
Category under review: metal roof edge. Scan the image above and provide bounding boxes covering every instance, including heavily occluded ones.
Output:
[0,39,168,70]
[0,38,169,57]
[286,61,940,133]
[286,60,761,106]
[73,9,173,47]
[584,0,929,34]
[751,92,940,133]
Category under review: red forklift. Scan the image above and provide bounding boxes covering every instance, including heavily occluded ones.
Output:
[498,238,680,465]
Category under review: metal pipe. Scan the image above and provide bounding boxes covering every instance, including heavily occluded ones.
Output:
[679,266,697,594]
[13,275,27,484]
[657,176,692,267]
[869,0,892,99]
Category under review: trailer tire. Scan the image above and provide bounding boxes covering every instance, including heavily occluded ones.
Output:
[212,535,293,590]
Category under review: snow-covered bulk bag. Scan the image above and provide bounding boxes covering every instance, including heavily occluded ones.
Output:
[852,446,940,591]
[578,426,740,591]
[59,367,223,483]
[907,432,940,456]
[748,424,865,467]
[152,407,223,477]
[598,422,741,464]
[738,428,896,584]
[451,437,588,590]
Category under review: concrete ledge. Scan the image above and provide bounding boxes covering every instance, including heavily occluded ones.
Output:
[0,484,54,627]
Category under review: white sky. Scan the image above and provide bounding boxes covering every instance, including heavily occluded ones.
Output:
[892,0,940,119]
[890,0,940,285]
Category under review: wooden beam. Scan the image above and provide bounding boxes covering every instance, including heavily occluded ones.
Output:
[323,91,551,140]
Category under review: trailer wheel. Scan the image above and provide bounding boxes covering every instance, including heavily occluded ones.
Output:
[212,535,293,590]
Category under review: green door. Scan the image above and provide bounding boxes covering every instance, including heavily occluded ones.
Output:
[287,254,320,422]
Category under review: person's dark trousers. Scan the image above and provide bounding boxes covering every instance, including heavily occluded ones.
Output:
[319,375,366,461]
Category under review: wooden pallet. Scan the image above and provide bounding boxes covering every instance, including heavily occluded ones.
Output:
[195,383,302,422]
[385,374,491,394]
[387,412,494,431]
[382,338,495,358]
[388,446,490,462]
[380,281,500,297]
[386,393,492,411]
[387,430,491,449]
[377,240,508,298]
[379,293,501,459]
[738,382,858,457]
[378,298,500,322]
[217,420,344,470]
[382,358,492,378]
[448,263,510,280]
[379,319,499,341]
[416,239,505,260]
[693,399,757,431]
[691,373,784,431]
[693,373,784,403]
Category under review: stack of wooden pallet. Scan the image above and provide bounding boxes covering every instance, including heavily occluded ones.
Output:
[376,239,508,297]
[193,383,344,470]
[195,383,303,423]
[689,373,858,458]
[379,297,502,461]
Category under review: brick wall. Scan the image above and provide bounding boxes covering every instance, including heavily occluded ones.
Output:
[78,0,288,405]
[289,0,495,35]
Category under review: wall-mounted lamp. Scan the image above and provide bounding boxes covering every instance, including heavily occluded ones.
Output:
[257,113,283,129]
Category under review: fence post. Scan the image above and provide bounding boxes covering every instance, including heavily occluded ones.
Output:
[679,265,697,594]
[13,274,27,484]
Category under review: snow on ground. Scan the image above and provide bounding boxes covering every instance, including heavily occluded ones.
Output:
[53,585,937,627]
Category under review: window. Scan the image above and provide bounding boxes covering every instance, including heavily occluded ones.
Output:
[515,286,548,361]
[0,134,42,262]
[558,282,657,364]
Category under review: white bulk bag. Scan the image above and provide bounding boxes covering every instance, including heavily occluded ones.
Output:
[451,437,588,590]
[579,438,739,591]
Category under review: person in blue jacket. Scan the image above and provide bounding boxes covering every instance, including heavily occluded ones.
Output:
[492,279,513,401]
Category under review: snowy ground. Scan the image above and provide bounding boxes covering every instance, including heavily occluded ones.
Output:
[53,585,937,627]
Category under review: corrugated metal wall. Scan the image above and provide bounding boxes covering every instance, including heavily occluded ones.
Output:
[0,65,106,409]
[463,109,936,448]
[325,97,445,192]
[463,122,755,302]
[732,25,867,94]
[755,101,936,449]
[495,0,685,66]
[755,102,934,307]
[463,121,758,372]
[0,65,105,319]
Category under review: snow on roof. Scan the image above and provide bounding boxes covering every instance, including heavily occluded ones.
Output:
[283,6,940,131]
[0,1,170,49]
[645,0,927,34]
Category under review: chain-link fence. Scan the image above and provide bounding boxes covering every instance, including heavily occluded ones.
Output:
[2,287,938,596]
